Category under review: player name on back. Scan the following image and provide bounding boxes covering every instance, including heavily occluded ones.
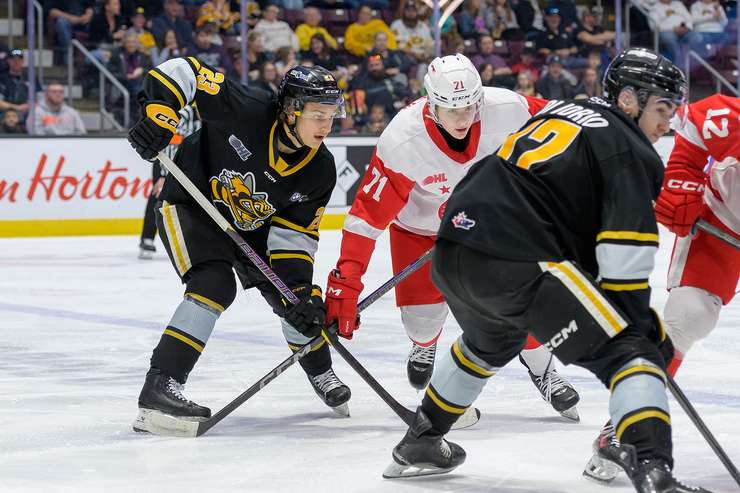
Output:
[537,99,610,128]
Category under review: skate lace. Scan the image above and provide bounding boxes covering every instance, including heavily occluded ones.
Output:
[167,378,189,402]
[537,370,569,403]
[311,370,343,393]
[409,343,436,366]
[439,439,452,459]
[600,421,620,447]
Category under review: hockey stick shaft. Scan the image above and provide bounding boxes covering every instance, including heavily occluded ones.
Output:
[197,250,433,436]
[666,376,740,486]
[156,152,300,305]
[694,219,740,250]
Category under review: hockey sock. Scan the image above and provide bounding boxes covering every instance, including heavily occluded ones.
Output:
[150,294,223,383]
[523,334,541,350]
[281,319,332,376]
[609,358,673,464]
[421,337,497,435]
[518,343,553,376]
[410,329,441,347]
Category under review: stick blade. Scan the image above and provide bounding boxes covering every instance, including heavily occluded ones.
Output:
[450,407,481,430]
[132,408,202,438]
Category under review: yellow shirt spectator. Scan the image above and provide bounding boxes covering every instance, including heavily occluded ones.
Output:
[295,7,338,51]
[344,6,397,57]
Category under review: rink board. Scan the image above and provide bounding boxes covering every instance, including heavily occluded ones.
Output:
[0,135,674,237]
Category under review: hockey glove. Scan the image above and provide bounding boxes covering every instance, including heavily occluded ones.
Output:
[654,167,706,237]
[128,103,180,161]
[284,284,326,339]
[325,269,363,339]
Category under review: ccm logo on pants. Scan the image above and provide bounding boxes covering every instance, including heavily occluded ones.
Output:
[544,320,579,352]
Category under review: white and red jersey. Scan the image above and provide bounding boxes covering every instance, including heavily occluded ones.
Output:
[336,87,546,280]
[670,94,740,234]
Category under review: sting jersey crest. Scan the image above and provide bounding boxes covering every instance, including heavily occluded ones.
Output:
[210,170,276,231]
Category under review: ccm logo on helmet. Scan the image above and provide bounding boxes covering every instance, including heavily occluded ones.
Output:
[666,179,704,192]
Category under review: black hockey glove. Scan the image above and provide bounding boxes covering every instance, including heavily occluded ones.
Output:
[284,284,326,339]
[128,103,180,161]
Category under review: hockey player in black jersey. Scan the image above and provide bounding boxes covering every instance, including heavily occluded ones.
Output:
[127,58,352,434]
[384,48,711,493]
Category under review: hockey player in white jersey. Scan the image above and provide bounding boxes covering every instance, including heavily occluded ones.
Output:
[325,54,580,420]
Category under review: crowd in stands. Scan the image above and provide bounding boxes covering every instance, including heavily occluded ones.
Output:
[0,0,736,135]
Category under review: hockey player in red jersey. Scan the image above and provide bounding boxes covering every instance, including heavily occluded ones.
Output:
[584,94,740,484]
[325,54,580,420]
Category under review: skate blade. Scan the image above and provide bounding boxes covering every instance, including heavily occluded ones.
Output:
[450,407,481,430]
[331,403,350,417]
[132,408,203,437]
[138,250,154,260]
[559,405,580,422]
[382,460,457,479]
[582,454,620,484]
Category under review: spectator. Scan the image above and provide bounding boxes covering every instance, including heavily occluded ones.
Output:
[302,34,344,76]
[471,35,512,77]
[127,7,157,55]
[0,50,40,117]
[246,31,268,79]
[574,66,602,99]
[151,29,184,65]
[89,0,127,48]
[491,0,522,40]
[0,108,23,133]
[458,0,493,39]
[31,83,86,135]
[151,0,193,47]
[361,103,389,134]
[511,47,540,80]
[535,54,575,99]
[391,1,433,64]
[650,0,696,69]
[295,7,338,52]
[344,6,397,58]
[187,25,235,77]
[337,114,358,135]
[46,0,94,62]
[275,46,300,79]
[546,0,579,32]
[575,6,615,58]
[509,0,543,37]
[254,4,300,54]
[351,54,407,117]
[536,6,580,66]
[691,0,728,48]
[514,71,537,96]
[252,62,281,96]
[109,34,152,116]
[406,77,422,101]
[196,0,240,35]
[369,31,409,85]
[586,49,604,78]
[479,63,496,86]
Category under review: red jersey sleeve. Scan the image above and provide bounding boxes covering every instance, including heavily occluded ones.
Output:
[336,151,416,279]
[522,95,548,116]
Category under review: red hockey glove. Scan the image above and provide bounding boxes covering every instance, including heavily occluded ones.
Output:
[325,269,363,339]
[655,168,706,237]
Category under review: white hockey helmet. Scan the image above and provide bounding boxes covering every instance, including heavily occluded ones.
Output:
[424,54,483,122]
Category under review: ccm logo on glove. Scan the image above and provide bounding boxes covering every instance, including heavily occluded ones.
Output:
[146,104,180,133]
[666,179,705,192]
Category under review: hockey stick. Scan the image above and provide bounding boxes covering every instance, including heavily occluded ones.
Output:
[667,376,740,486]
[154,153,479,435]
[694,219,740,250]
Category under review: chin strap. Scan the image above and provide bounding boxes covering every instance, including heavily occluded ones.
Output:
[278,117,305,151]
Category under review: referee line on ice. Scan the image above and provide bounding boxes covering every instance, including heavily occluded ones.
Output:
[2,301,739,407]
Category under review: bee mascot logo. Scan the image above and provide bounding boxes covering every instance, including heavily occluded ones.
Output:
[211,170,276,231]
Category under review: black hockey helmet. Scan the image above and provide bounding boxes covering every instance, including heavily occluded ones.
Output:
[603,48,687,107]
[278,65,345,119]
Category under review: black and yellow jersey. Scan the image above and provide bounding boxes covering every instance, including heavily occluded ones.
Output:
[438,97,664,331]
[141,56,336,288]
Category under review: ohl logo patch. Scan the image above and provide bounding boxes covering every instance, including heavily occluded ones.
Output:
[210,170,276,231]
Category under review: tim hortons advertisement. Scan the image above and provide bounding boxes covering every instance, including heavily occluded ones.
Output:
[0,137,377,237]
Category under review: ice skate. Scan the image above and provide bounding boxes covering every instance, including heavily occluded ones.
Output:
[308,368,351,417]
[138,238,156,259]
[133,368,210,435]
[406,342,436,390]
[583,421,624,483]
[383,408,465,478]
[523,356,580,421]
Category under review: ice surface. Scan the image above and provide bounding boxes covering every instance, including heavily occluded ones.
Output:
[1,229,738,493]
